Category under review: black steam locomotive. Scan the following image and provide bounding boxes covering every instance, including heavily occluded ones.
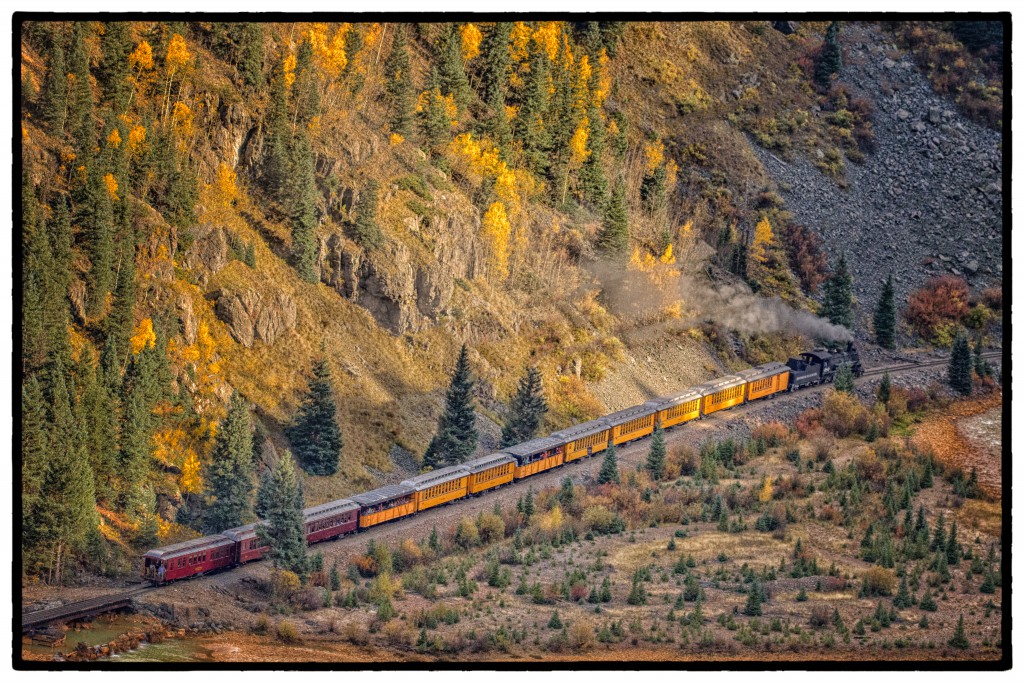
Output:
[785,342,864,390]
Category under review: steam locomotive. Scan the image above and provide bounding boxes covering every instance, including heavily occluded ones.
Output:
[143,343,864,584]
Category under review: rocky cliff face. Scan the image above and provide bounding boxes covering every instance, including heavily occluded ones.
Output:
[752,24,1002,324]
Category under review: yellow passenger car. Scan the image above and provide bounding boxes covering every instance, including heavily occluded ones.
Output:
[402,465,470,512]
[465,452,516,494]
[550,418,610,463]
[350,484,416,528]
[695,375,747,416]
[505,436,566,479]
[648,389,703,429]
[605,404,657,445]
[736,362,791,402]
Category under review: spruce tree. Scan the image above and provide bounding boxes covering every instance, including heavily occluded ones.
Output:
[287,359,343,476]
[597,179,629,257]
[479,22,512,105]
[646,425,666,480]
[815,22,843,86]
[21,376,51,547]
[743,581,764,616]
[75,346,119,505]
[383,25,414,136]
[289,128,319,283]
[292,39,320,126]
[821,252,854,330]
[205,392,256,533]
[878,370,891,404]
[41,40,68,134]
[437,24,472,112]
[254,467,273,519]
[516,39,552,176]
[67,22,96,162]
[874,274,897,349]
[500,366,548,447]
[238,23,265,89]
[597,442,620,485]
[833,363,854,393]
[264,55,291,202]
[973,338,987,378]
[424,345,479,469]
[256,451,309,579]
[99,21,132,112]
[948,332,974,396]
[351,180,384,250]
[85,166,117,318]
[948,613,969,649]
[420,68,452,156]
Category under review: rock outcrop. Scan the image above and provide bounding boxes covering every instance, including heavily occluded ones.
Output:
[214,288,297,347]
[182,224,230,285]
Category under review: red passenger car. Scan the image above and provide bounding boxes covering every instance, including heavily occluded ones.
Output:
[142,535,236,583]
[222,523,269,564]
[303,498,360,544]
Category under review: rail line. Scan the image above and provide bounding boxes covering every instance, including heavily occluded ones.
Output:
[18,351,1002,633]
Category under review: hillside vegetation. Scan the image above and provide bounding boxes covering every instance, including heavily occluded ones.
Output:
[18,19,1002,582]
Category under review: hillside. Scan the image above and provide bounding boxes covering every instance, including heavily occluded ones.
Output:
[18,19,1003,581]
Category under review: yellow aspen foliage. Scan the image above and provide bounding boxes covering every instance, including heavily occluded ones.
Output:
[751,216,774,265]
[643,140,665,174]
[283,53,297,89]
[130,318,157,354]
[532,22,562,62]
[129,41,154,71]
[389,133,405,145]
[213,162,238,209]
[594,49,611,106]
[165,34,192,76]
[510,22,532,62]
[758,476,774,503]
[569,118,590,166]
[103,173,119,201]
[659,243,676,265]
[538,505,564,534]
[307,23,350,79]
[606,115,619,139]
[449,133,520,207]
[364,23,384,51]
[505,104,519,121]
[127,124,147,156]
[461,23,483,61]
[481,201,511,279]
[106,128,122,148]
[665,159,679,190]
[573,54,592,113]
[171,101,194,139]
[22,123,30,142]
[180,451,203,495]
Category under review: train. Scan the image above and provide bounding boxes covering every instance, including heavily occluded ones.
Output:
[142,343,863,584]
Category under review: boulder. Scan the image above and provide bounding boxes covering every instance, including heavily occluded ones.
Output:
[215,288,297,347]
[182,225,230,285]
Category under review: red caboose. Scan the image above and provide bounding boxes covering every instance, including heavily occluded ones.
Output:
[222,523,269,564]
[142,535,236,583]
[303,498,360,544]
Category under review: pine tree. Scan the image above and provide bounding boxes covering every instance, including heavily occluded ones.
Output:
[383,25,414,136]
[424,345,479,469]
[437,24,472,112]
[949,332,973,395]
[292,39,320,126]
[254,467,273,519]
[946,521,961,565]
[289,128,319,283]
[256,451,309,579]
[646,426,666,480]
[919,588,937,611]
[522,487,535,520]
[596,179,629,257]
[75,346,119,505]
[238,23,265,89]
[99,22,132,112]
[287,359,343,476]
[874,274,897,349]
[500,366,548,447]
[833,364,854,393]
[41,39,68,133]
[597,442,620,485]
[516,39,551,176]
[67,22,96,162]
[821,252,854,330]
[264,55,291,200]
[85,165,117,318]
[893,574,912,608]
[815,22,843,86]
[420,68,452,156]
[351,180,384,250]
[479,22,512,105]
[21,376,51,548]
[878,370,891,404]
[743,581,764,616]
[948,613,969,649]
[973,338,987,378]
[205,392,256,532]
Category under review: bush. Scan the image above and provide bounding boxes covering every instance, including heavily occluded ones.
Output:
[454,517,480,548]
[752,422,791,448]
[861,567,896,597]
[809,605,831,629]
[671,445,699,477]
[820,390,869,437]
[905,276,970,341]
[271,569,301,602]
[568,621,596,650]
[582,505,623,535]
[276,620,301,644]
[782,222,829,294]
[394,538,423,572]
[353,554,379,578]
[381,621,413,648]
[477,511,506,544]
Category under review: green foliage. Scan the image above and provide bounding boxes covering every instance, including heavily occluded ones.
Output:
[833,364,854,394]
[350,180,384,251]
[597,442,620,485]
[419,68,452,156]
[500,366,548,447]
[646,426,666,480]
[288,129,319,283]
[479,23,512,107]
[744,581,766,616]
[437,24,472,112]
[596,180,629,257]
[256,451,309,579]
[948,332,974,395]
[821,253,854,331]
[238,23,265,89]
[815,22,843,86]
[287,359,343,476]
[874,275,897,349]
[41,39,68,133]
[424,345,479,468]
[515,39,551,176]
[205,392,255,532]
[877,370,891,404]
[383,25,414,136]
[948,613,969,649]
[99,22,132,112]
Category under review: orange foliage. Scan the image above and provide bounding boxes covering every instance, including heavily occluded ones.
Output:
[905,275,970,340]
[460,23,482,61]
[103,173,119,201]
[306,23,350,79]
[129,41,154,71]
[130,318,156,354]
[481,202,511,280]
[106,128,122,148]
[165,34,192,76]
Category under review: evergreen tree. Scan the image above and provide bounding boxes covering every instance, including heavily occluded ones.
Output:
[815,22,843,86]
[919,588,937,611]
[597,442,620,485]
[205,392,256,532]
[99,21,132,112]
[264,55,291,202]
[67,22,96,162]
[287,359,343,476]
[22,173,61,371]
[893,574,912,608]
[41,39,68,134]
[821,252,854,330]
[437,24,472,112]
[646,426,666,480]
[21,376,51,547]
[74,346,119,505]
[85,166,117,318]
[254,467,274,519]
[516,39,551,176]
[351,180,384,250]
[579,102,608,206]
[500,366,548,447]
[424,345,479,468]
[743,581,764,616]
[289,128,319,283]
[420,68,452,156]
[948,613,969,649]
[949,332,974,395]
[256,451,309,578]
[485,87,513,161]
[874,274,897,349]
[973,338,987,378]
[292,39,320,126]
[238,23,265,89]
[878,370,891,404]
[522,488,535,520]
[833,364,854,393]
[946,521,961,565]
[596,179,629,257]
[383,25,414,136]
[479,22,512,105]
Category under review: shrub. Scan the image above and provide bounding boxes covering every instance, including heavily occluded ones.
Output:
[671,445,699,477]
[394,538,423,572]
[752,422,791,448]
[276,620,300,644]
[353,554,379,578]
[820,390,869,438]
[809,605,831,629]
[271,569,301,602]
[568,621,596,650]
[808,429,836,461]
[455,517,480,548]
[582,505,623,535]
[861,567,896,597]
[905,276,969,341]
[782,222,829,294]
[342,621,370,645]
[381,621,413,648]
[477,511,506,544]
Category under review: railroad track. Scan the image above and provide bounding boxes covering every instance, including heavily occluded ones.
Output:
[20,586,153,632]
[19,350,1002,632]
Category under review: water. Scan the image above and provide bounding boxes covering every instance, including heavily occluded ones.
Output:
[24,615,140,658]
[24,615,209,662]
[111,639,210,663]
